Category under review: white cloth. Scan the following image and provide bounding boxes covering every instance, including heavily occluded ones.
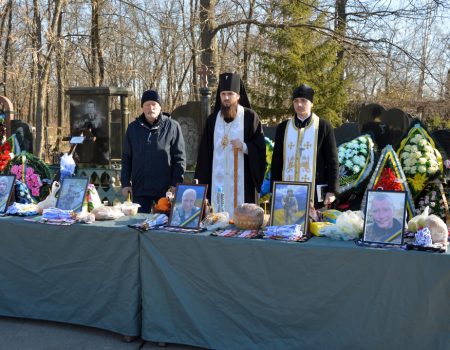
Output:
[282,114,320,202]
[211,105,245,217]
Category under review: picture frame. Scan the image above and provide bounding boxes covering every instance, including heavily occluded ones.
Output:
[168,184,207,229]
[270,181,311,233]
[56,177,89,213]
[0,175,16,213]
[363,190,406,245]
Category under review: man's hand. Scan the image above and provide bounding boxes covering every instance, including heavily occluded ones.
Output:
[324,192,336,206]
[231,139,243,150]
[122,186,132,199]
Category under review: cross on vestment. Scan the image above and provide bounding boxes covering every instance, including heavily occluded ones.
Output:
[302,141,311,150]
[302,174,309,182]
[288,142,296,150]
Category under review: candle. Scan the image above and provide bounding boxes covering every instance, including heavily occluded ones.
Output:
[21,154,26,183]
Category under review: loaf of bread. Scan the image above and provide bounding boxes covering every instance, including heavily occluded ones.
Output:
[234,203,264,229]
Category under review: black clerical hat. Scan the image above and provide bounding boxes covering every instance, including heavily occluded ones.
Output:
[213,72,252,112]
[218,73,241,94]
[292,84,314,103]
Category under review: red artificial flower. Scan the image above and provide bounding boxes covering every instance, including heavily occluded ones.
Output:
[373,167,403,191]
[0,141,12,171]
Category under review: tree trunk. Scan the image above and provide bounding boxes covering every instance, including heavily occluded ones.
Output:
[190,0,199,97]
[2,0,13,96]
[91,0,104,86]
[56,9,65,154]
[242,0,255,84]
[33,0,65,158]
[335,0,347,80]
[199,0,218,84]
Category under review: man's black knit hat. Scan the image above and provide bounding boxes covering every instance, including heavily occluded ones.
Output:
[141,90,161,107]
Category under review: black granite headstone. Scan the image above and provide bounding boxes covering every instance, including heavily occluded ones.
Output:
[334,122,360,146]
[11,120,34,153]
[431,129,450,160]
[381,108,412,148]
[357,104,386,127]
[172,101,202,168]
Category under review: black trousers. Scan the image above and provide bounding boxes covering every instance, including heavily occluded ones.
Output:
[133,195,160,213]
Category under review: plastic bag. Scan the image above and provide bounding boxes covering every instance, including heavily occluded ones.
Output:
[321,210,364,240]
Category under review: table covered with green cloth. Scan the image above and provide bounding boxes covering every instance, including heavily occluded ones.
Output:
[140,230,450,350]
[0,215,142,336]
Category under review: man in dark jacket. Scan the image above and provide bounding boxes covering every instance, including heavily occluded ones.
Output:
[121,90,186,213]
[271,84,339,208]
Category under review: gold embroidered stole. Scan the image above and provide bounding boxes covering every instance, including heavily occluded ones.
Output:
[282,114,319,202]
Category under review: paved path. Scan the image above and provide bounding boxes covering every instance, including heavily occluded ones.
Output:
[0,316,205,350]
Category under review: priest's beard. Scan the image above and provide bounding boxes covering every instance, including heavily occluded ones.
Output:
[221,103,238,123]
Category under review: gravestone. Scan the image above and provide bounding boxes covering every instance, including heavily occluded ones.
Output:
[66,87,131,166]
[357,103,385,127]
[263,126,276,142]
[171,101,202,168]
[381,108,411,148]
[334,122,360,146]
[431,129,450,160]
[0,95,14,140]
[11,120,34,153]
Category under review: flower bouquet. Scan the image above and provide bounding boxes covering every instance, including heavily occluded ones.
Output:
[397,123,443,199]
[7,151,51,202]
[361,145,415,218]
[0,140,13,172]
[414,180,448,221]
[337,135,375,196]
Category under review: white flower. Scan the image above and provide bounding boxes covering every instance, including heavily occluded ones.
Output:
[418,165,427,173]
[418,158,427,165]
[345,160,353,168]
[410,167,417,174]
[419,139,428,147]
[401,152,410,159]
[403,166,410,173]
[427,166,438,175]
[425,197,429,204]
[424,145,433,153]
[414,152,422,159]
[353,165,361,173]
[431,202,436,207]
[410,145,418,152]
[407,157,417,166]
[404,145,412,151]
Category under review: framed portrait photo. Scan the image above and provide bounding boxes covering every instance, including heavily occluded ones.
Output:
[168,184,207,229]
[0,175,16,213]
[56,177,89,213]
[270,181,311,232]
[363,190,406,245]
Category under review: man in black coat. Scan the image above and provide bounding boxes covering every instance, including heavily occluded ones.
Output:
[195,73,266,215]
[121,90,186,213]
[271,84,339,208]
